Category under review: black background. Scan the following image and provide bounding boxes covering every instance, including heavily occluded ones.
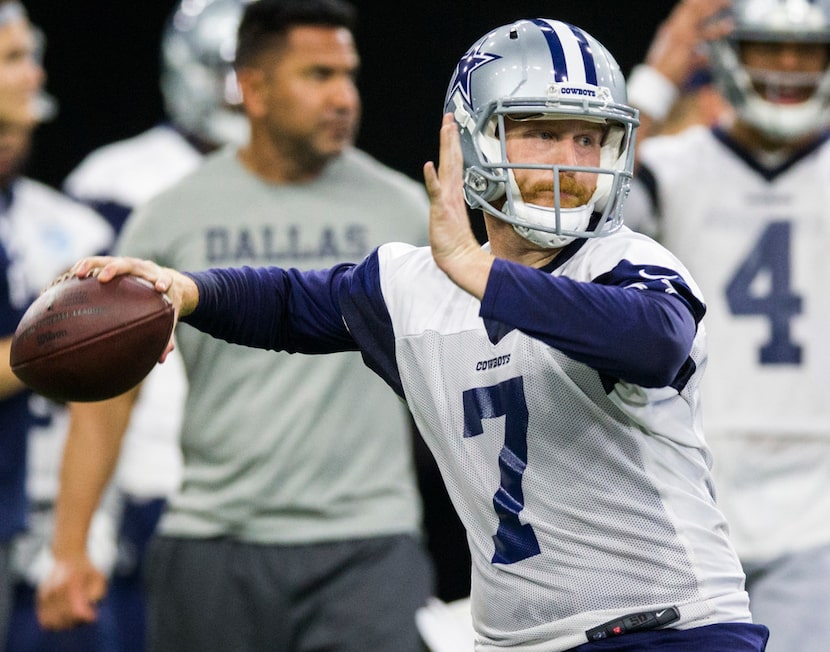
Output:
[23,0,673,189]
[20,0,674,601]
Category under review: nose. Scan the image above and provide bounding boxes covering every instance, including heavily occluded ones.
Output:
[778,45,800,69]
[553,138,579,167]
[773,43,819,71]
[18,46,45,94]
[30,58,45,90]
[330,75,359,112]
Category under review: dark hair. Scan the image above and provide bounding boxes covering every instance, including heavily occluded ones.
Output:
[235,0,357,68]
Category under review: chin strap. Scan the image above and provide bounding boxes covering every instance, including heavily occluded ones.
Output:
[507,170,593,248]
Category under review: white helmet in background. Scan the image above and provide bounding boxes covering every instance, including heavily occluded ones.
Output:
[446,19,639,248]
[708,0,830,141]
[161,0,251,147]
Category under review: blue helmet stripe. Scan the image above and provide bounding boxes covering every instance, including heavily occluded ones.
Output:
[531,19,598,86]
[567,23,598,86]
[531,19,568,82]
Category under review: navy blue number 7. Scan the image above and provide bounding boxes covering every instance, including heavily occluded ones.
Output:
[463,376,541,564]
[725,221,802,364]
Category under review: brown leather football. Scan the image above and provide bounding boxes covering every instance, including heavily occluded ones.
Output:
[9,274,174,402]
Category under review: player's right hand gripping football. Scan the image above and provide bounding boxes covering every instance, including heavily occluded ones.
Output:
[69,256,200,361]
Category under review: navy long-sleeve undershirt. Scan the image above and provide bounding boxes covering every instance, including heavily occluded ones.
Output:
[182,248,699,389]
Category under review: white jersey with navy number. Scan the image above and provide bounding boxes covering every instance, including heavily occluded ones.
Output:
[631,125,830,563]
[182,226,755,651]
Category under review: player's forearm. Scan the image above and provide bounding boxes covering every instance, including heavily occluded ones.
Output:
[481,258,697,387]
[51,388,138,558]
[183,265,356,353]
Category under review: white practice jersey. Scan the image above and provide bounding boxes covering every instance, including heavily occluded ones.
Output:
[0,178,113,310]
[380,241,747,650]
[63,124,197,498]
[184,225,754,650]
[631,125,830,561]
[64,124,203,219]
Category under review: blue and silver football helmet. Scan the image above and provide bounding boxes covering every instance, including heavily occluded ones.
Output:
[445,19,639,247]
[708,0,830,140]
[161,0,251,146]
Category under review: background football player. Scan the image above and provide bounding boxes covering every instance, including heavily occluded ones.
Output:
[626,1,830,649]
[45,2,248,649]
[0,1,116,649]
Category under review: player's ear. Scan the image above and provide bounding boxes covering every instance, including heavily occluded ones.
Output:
[236,66,267,120]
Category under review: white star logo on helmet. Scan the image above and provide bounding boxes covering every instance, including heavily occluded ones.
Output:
[448,45,502,106]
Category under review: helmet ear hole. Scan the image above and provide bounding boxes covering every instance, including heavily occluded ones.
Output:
[161,0,250,147]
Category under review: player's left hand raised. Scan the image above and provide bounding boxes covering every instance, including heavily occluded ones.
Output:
[423,113,492,298]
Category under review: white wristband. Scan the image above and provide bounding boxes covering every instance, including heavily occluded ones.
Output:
[626,64,679,122]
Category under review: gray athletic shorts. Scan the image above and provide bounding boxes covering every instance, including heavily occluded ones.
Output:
[743,542,830,652]
[145,533,436,652]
